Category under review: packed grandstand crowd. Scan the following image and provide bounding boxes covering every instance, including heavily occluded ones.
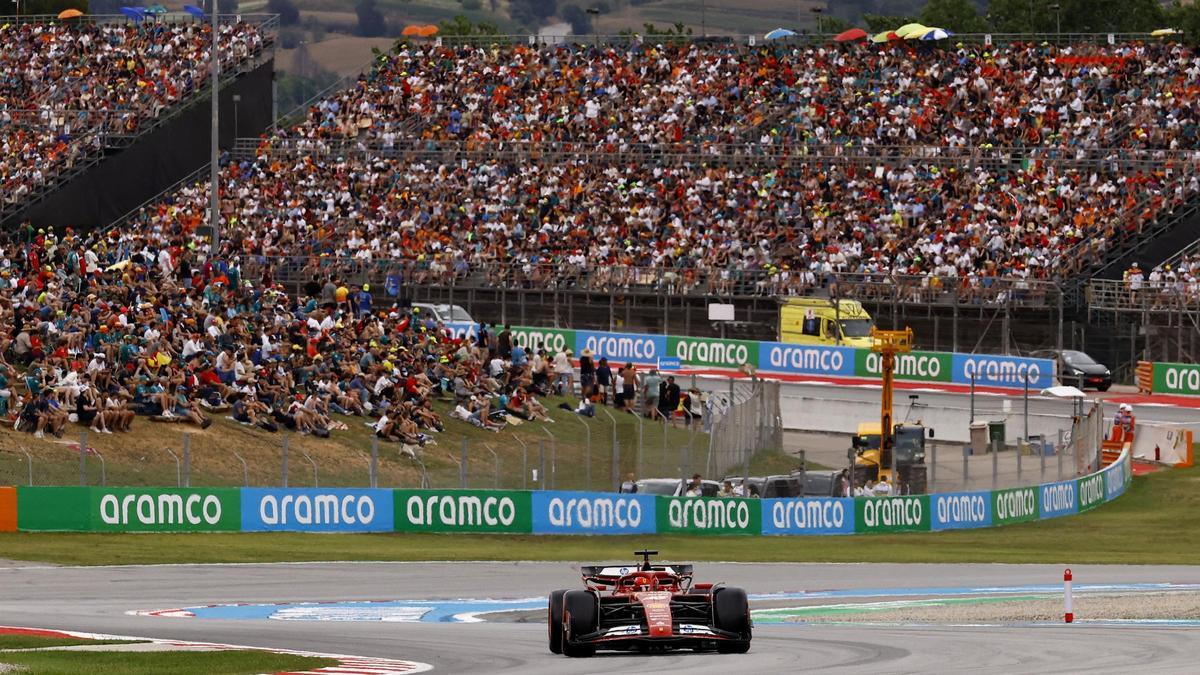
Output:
[3,24,1200,442]
[0,19,267,214]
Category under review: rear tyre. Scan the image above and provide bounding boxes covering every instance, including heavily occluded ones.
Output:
[713,587,751,654]
[548,590,566,654]
[562,590,598,658]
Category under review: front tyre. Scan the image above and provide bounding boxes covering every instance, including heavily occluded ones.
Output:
[548,590,566,654]
[713,587,751,654]
[562,590,598,658]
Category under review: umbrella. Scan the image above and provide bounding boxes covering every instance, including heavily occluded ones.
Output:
[401,24,423,36]
[183,5,207,19]
[57,9,84,19]
[834,28,868,42]
[145,4,168,14]
[920,28,953,41]
[895,23,929,39]
[417,24,439,37]
[871,31,900,43]
[1151,28,1179,37]
[764,28,797,40]
[119,7,146,21]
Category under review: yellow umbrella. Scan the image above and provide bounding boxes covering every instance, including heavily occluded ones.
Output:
[1151,28,1179,37]
[871,31,900,43]
[57,8,84,19]
[895,23,929,39]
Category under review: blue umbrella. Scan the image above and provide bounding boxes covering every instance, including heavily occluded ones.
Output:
[920,28,954,41]
[764,28,797,40]
[184,5,207,19]
[120,6,146,21]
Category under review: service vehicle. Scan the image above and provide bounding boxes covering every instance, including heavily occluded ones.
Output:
[411,303,476,325]
[720,474,804,498]
[619,478,721,497]
[1031,349,1112,391]
[778,297,874,347]
[548,550,751,657]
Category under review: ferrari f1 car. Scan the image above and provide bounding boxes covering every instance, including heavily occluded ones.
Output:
[548,550,751,657]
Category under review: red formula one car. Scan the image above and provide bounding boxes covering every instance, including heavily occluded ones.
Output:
[548,550,751,657]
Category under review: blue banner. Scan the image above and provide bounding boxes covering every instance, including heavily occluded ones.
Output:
[241,488,395,532]
[952,353,1055,389]
[531,491,656,535]
[1039,480,1078,519]
[575,331,667,366]
[1104,455,1130,501]
[762,498,855,535]
[444,322,478,341]
[931,492,993,530]
[757,343,856,377]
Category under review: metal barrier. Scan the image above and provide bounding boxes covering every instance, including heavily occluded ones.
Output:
[705,378,782,480]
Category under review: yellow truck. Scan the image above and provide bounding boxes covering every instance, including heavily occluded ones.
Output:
[778,298,874,347]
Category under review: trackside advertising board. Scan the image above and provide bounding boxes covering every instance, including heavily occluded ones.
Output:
[758,343,855,377]
[6,452,1130,536]
[667,336,759,370]
[241,488,394,533]
[856,350,953,383]
[395,489,531,533]
[762,498,855,535]
[532,491,655,535]
[656,496,761,535]
[15,487,239,532]
[575,330,666,366]
[1150,361,1200,396]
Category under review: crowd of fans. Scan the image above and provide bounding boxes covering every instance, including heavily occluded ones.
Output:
[0,20,267,214]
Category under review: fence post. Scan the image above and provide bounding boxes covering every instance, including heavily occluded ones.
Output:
[483,443,500,489]
[991,437,999,490]
[537,440,546,490]
[281,433,290,487]
[370,436,379,489]
[460,438,469,489]
[635,413,644,480]
[600,407,619,491]
[233,450,249,487]
[299,448,318,487]
[18,446,33,487]
[79,430,87,486]
[182,433,191,487]
[541,427,556,490]
[962,445,969,488]
[930,441,937,493]
[570,414,591,490]
[660,416,669,476]
[93,448,106,487]
[1017,437,1023,484]
[516,436,529,490]
[1057,428,1064,481]
[163,447,181,487]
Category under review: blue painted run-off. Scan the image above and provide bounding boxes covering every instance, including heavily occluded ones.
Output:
[177,583,1200,623]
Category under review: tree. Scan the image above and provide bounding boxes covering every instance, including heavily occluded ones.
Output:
[919,0,986,33]
[510,0,557,25]
[862,14,917,33]
[22,0,88,14]
[436,14,501,36]
[267,0,300,26]
[561,4,593,35]
[355,0,387,38]
[986,0,1163,33]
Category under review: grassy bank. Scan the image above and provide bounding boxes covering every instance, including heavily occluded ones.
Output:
[0,466,1195,566]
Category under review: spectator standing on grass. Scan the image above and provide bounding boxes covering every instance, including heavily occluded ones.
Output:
[579,348,596,401]
[552,349,574,395]
[498,325,513,359]
[661,376,681,423]
[642,368,663,420]
[620,364,638,413]
[595,357,612,405]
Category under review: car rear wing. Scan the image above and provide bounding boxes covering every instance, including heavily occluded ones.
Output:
[580,564,694,583]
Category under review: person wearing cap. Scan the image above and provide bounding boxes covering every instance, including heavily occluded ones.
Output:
[173,385,212,429]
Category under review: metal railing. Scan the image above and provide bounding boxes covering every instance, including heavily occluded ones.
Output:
[705,379,782,479]
[1087,278,1200,314]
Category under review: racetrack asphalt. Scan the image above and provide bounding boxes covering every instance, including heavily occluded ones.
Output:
[2,560,1199,673]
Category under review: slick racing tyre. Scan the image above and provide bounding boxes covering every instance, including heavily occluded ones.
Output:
[713,587,751,654]
[548,590,566,654]
[562,590,598,658]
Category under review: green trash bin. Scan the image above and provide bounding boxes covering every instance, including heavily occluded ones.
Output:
[988,420,1006,451]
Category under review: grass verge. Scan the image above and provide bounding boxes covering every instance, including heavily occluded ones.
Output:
[0,466,1195,566]
[0,635,143,650]
[0,650,337,674]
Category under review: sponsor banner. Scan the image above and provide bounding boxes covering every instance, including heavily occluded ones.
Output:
[444,321,478,341]
[931,491,993,530]
[1151,362,1200,396]
[855,350,953,383]
[532,491,654,535]
[512,326,576,355]
[953,354,1054,390]
[757,343,855,377]
[992,486,1040,526]
[395,490,531,533]
[1039,480,1078,519]
[1103,457,1130,502]
[0,486,15,533]
[242,488,394,533]
[656,496,761,535]
[1077,473,1106,512]
[91,488,240,532]
[657,357,682,370]
[855,495,931,533]
[575,330,666,366]
[668,336,758,370]
[17,487,93,531]
[761,498,855,535]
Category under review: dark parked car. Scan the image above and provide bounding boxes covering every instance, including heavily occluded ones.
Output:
[1034,349,1112,391]
[720,474,804,498]
[800,470,842,497]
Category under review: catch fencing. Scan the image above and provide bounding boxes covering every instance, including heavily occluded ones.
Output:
[705,379,783,479]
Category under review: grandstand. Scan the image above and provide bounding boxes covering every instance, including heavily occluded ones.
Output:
[3,22,1200,448]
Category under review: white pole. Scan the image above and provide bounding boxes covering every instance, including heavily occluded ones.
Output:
[1064,568,1073,623]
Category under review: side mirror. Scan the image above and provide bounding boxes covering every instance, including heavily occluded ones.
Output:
[927,428,935,439]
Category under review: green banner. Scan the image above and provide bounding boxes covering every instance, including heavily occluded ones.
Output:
[511,326,576,355]
[92,488,241,532]
[992,486,1039,525]
[17,487,91,531]
[1077,473,1106,512]
[393,490,532,533]
[1151,362,1200,395]
[855,495,931,533]
[667,336,759,369]
[656,496,761,535]
[855,350,953,383]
